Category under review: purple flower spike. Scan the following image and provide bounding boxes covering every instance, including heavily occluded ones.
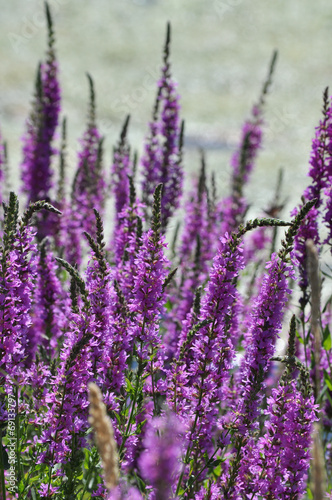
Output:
[139,413,184,500]
[167,232,245,479]
[305,88,332,206]
[0,129,6,209]
[129,227,169,364]
[64,75,105,265]
[235,253,294,433]
[0,223,38,380]
[219,106,263,236]
[323,185,332,249]
[111,115,132,219]
[164,159,217,357]
[29,239,68,362]
[239,380,318,499]
[21,4,60,205]
[141,24,183,230]
[292,88,332,282]
[72,77,105,233]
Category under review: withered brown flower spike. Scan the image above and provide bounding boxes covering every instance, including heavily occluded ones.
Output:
[88,382,119,490]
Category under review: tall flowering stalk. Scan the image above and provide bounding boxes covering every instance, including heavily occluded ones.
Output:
[113,177,144,302]
[28,238,68,364]
[0,130,6,209]
[222,200,317,497]
[117,185,170,470]
[164,156,217,357]
[139,413,184,500]
[169,217,291,495]
[128,184,169,382]
[292,88,332,302]
[141,24,183,230]
[238,318,318,499]
[64,75,105,266]
[111,115,132,220]
[21,3,60,208]
[0,194,61,382]
[38,274,96,492]
[238,380,317,499]
[219,52,277,237]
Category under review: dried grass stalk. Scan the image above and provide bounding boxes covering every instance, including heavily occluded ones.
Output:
[88,382,119,490]
[306,240,326,500]
[306,239,321,398]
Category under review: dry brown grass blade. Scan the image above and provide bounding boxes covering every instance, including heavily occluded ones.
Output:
[88,382,119,490]
[306,240,326,500]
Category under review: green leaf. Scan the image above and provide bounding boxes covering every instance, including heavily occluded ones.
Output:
[18,479,25,493]
[165,299,173,312]
[323,369,332,391]
[113,411,122,426]
[207,458,223,470]
[295,329,304,345]
[323,325,332,351]
[125,377,134,397]
[307,486,313,499]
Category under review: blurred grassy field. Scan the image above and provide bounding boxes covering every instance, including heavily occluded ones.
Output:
[1,0,332,216]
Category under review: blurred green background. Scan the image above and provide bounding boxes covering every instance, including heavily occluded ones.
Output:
[1,0,332,215]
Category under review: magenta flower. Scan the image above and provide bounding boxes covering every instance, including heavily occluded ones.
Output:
[141,24,183,230]
[21,5,60,205]
[235,254,294,433]
[129,227,169,365]
[28,239,68,362]
[64,76,105,266]
[238,380,318,499]
[139,413,184,500]
[111,116,132,219]
[219,105,263,236]
[167,232,245,484]
[164,162,217,358]
[0,129,6,209]
[0,222,38,380]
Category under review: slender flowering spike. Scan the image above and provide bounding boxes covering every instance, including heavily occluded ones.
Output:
[292,89,332,290]
[39,306,96,466]
[238,379,318,499]
[0,129,6,209]
[28,238,67,362]
[235,253,294,433]
[0,210,38,380]
[219,107,263,235]
[139,413,184,500]
[111,115,132,218]
[64,76,105,265]
[72,74,105,227]
[21,3,60,206]
[305,87,332,206]
[113,197,145,301]
[168,233,246,495]
[141,23,183,230]
[164,157,217,357]
[84,227,127,396]
[128,224,169,365]
[218,52,277,236]
[323,185,332,249]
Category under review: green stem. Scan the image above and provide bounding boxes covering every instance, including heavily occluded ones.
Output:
[118,357,144,459]
[0,429,6,500]
[175,358,208,496]
[15,387,21,498]
[47,381,68,495]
